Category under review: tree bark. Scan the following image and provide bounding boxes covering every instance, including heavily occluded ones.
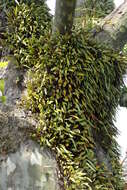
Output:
[53,0,77,35]
[53,0,127,50]
[75,0,84,17]
[94,1,127,51]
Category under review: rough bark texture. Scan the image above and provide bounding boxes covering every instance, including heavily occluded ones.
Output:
[0,141,59,190]
[75,0,84,17]
[94,1,127,50]
[53,0,127,50]
[0,56,113,189]
[0,58,60,190]
[53,0,77,35]
[1,1,127,189]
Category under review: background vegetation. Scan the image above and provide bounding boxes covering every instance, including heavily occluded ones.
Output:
[75,0,114,30]
[1,0,127,189]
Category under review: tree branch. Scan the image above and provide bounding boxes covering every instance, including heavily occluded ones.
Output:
[94,1,127,50]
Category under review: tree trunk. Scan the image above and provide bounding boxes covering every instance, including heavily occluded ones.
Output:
[53,0,127,50]
[75,0,84,17]
[0,58,60,190]
[94,1,127,50]
[53,0,77,35]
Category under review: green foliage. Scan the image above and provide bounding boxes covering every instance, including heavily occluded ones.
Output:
[0,79,6,103]
[0,0,50,10]
[3,1,126,188]
[0,61,8,68]
[76,0,114,18]
[0,62,7,103]
[83,0,114,18]
[5,0,52,68]
[0,79,5,94]
[75,0,114,30]
[123,44,127,55]
[24,30,126,190]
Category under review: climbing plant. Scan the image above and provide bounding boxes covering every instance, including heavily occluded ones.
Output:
[24,30,127,190]
[3,0,127,189]
[3,0,52,67]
